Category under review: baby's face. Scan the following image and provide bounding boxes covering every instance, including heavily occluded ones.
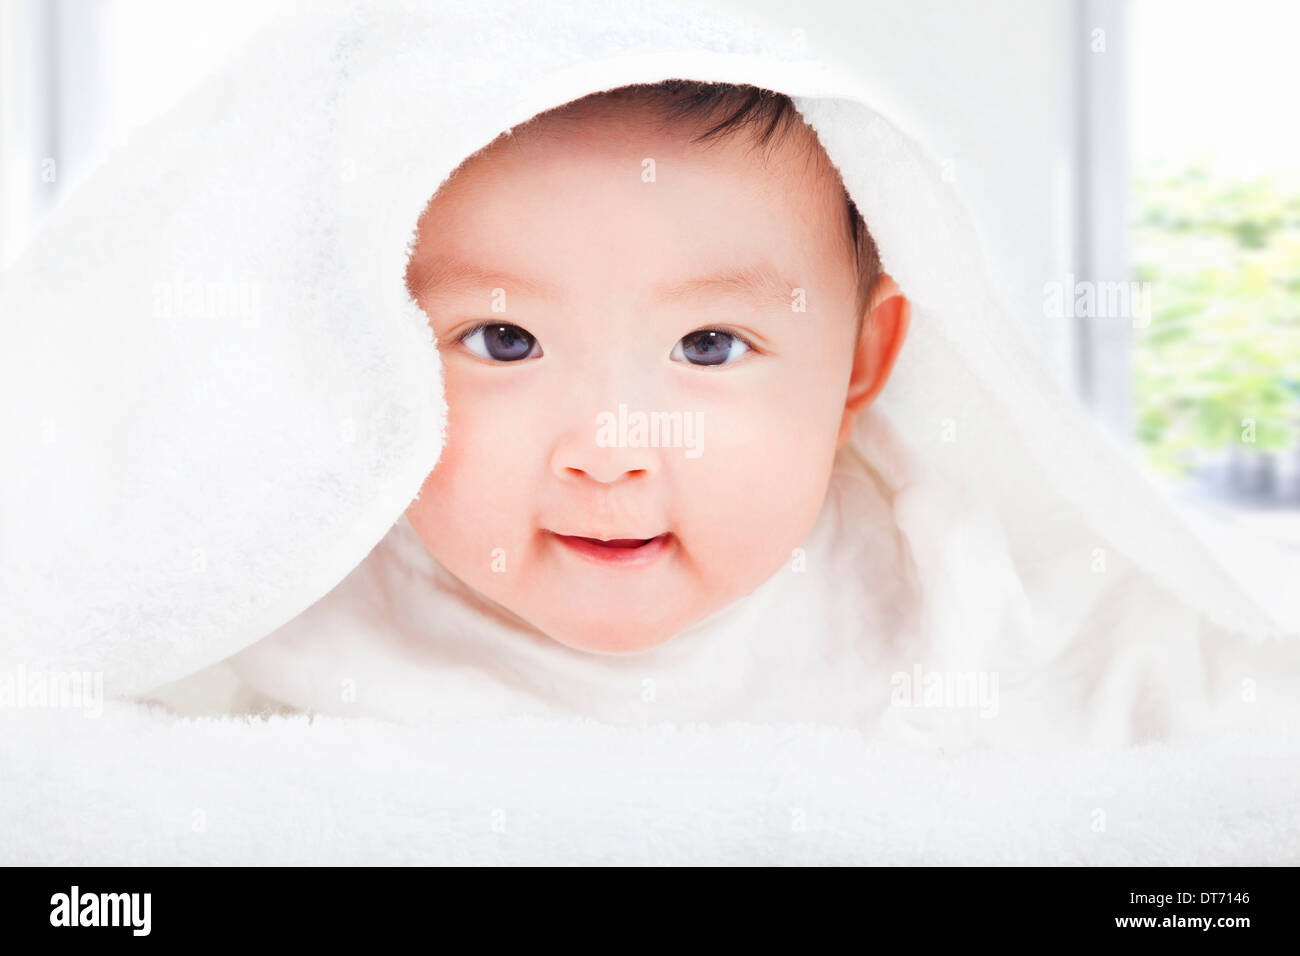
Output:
[405,98,867,653]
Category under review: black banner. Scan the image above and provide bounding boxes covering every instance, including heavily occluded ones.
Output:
[0,865,1289,943]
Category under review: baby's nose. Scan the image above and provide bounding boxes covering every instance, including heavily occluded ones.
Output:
[549,407,662,485]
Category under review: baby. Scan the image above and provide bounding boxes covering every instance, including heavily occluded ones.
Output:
[402,81,911,655]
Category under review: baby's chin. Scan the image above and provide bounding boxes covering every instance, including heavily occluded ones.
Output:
[510,538,784,655]
[532,608,691,655]
[521,570,756,655]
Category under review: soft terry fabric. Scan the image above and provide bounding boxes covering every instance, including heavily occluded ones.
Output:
[1,0,1298,863]
[3,701,1299,865]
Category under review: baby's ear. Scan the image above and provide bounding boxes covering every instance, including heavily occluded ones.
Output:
[837,273,911,448]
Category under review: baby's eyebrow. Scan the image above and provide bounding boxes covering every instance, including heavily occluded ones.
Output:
[410,255,560,300]
[411,255,795,310]
[654,262,797,310]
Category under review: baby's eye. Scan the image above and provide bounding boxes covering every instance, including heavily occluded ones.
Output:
[670,329,752,367]
[460,323,542,362]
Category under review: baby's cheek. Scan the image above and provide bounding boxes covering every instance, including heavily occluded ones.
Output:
[675,421,826,594]
[410,419,521,577]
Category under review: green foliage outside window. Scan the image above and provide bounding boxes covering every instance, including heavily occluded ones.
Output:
[1132,166,1300,476]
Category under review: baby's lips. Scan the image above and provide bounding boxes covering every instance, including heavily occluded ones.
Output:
[547,530,672,549]
[547,531,675,567]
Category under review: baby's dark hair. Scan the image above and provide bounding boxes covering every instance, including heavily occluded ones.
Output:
[556,80,882,333]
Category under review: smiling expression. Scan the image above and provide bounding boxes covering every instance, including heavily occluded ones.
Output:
[403,92,867,654]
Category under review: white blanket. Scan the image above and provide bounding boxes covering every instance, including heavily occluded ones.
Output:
[2,0,1298,865]
[3,701,1298,865]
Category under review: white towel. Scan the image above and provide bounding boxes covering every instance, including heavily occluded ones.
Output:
[1,0,1297,864]
[3,700,1298,865]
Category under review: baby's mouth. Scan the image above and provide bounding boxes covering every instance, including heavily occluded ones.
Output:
[546,531,674,567]
[572,535,655,548]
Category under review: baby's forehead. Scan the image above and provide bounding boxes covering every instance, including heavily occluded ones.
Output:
[465,90,843,199]
[409,90,860,303]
